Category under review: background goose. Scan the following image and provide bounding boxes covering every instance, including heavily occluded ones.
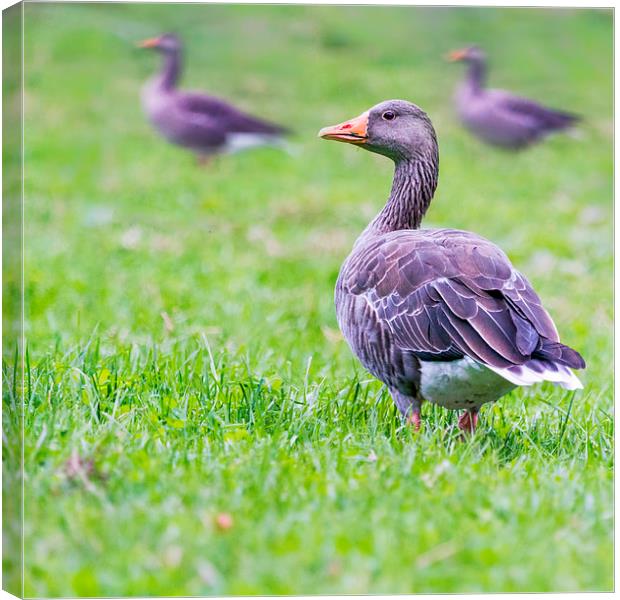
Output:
[319,99,585,433]
[448,46,580,149]
[138,34,289,161]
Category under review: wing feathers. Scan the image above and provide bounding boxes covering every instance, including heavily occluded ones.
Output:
[440,307,514,367]
[341,229,585,380]
[432,279,478,319]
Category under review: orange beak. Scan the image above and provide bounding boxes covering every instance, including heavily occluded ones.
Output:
[446,48,469,62]
[318,111,369,145]
[137,37,161,49]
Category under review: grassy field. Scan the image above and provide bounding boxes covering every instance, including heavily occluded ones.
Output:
[4,4,613,595]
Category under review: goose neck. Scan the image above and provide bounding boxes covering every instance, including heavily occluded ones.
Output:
[361,155,439,239]
[466,58,486,93]
[156,50,181,91]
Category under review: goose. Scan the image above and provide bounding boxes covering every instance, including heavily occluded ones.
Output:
[137,34,288,161]
[318,100,585,433]
[448,46,579,149]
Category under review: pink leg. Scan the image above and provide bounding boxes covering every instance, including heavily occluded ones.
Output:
[406,408,421,431]
[196,154,213,167]
[390,390,422,431]
[458,409,479,435]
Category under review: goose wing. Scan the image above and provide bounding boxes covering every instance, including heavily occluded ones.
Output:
[178,92,289,135]
[343,228,569,369]
[490,90,580,130]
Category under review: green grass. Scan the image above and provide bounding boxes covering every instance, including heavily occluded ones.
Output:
[4,4,613,595]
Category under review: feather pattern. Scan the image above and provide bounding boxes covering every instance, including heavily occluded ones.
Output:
[337,227,581,375]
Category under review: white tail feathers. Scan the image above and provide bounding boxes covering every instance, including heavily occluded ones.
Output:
[487,360,583,391]
[224,133,294,155]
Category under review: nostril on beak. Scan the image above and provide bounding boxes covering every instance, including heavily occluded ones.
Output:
[341,124,352,130]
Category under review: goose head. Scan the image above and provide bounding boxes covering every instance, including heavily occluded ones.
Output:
[318,99,437,162]
[137,33,181,54]
[447,45,486,65]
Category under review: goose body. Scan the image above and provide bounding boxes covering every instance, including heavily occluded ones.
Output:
[320,100,585,432]
[138,34,288,159]
[449,47,579,149]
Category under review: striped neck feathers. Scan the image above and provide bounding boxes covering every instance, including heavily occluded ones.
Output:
[362,153,439,238]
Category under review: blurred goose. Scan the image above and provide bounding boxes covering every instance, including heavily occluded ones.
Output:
[448,46,579,149]
[319,100,585,433]
[138,34,288,160]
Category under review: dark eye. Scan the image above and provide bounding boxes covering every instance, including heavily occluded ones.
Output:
[382,111,396,121]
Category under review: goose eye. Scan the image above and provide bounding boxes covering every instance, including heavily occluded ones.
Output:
[382,111,396,121]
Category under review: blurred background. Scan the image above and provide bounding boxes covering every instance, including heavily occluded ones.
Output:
[13,3,613,596]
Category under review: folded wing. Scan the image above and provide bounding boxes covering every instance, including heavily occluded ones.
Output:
[342,229,584,386]
[178,92,289,135]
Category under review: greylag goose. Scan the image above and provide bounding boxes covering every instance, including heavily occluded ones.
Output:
[319,100,585,433]
[138,34,288,160]
[448,46,579,149]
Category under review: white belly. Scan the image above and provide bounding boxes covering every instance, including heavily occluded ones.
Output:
[420,356,516,410]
